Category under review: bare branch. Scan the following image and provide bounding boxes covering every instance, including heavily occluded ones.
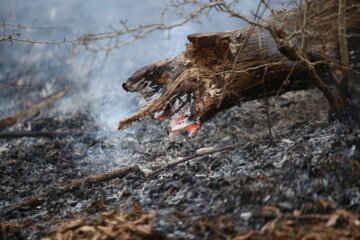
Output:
[217,0,267,108]
[300,0,310,55]
[276,63,298,96]
[338,0,350,94]
[1,23,73,34]
[261,67,274,139]
[0,33,76,45]
[1,1,236,53]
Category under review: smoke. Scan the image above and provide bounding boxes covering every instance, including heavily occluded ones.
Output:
[0,0,289,173]
[0,0,266,135]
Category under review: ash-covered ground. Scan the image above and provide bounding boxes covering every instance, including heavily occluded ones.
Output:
[1,81,359,239]
[0,2,359,238]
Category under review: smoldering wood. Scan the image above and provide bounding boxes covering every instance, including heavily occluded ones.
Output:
[4,165,141,214]
[118,0,360,135]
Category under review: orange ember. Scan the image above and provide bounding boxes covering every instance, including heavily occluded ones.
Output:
[157,114,166,120]
[155,112,167,120]
[185,124,200,131]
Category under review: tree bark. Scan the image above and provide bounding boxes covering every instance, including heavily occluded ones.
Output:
[119,0,360,135]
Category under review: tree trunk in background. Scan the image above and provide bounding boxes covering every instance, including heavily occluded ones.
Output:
[119,0,360,135]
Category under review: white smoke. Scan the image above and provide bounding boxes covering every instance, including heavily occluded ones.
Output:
[1,0,290,171]
[0,0,269,134]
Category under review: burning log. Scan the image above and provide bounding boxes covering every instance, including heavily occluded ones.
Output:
[118,0,360,136]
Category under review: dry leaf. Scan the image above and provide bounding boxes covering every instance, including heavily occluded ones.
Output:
[319,199,336,210]
[59,219,84,232]
[76,225,96,233]
[135,224,152,235]
[261,218,279,233]
[232,230,254,240]
[302,232,329,240]
[293,209,302,216]
[97,225,115,237]
[262,206,281,216]
[102,210,115,216]
[284,220,296,226]
[355,219,360,227]
[326,213,340,227]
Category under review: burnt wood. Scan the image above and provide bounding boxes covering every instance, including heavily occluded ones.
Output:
[118,0,360,135]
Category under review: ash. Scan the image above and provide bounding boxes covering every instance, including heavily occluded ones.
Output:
[1,75,360,239]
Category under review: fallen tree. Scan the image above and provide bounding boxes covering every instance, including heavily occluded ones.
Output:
[118,0,360,136]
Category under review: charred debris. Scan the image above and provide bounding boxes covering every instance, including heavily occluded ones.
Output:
[1,0,360,239]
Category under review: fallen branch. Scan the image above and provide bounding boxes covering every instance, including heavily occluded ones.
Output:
[4,165,141,215]
[0,130,74,139]
[0,88,67,132]
[146,142,250,179]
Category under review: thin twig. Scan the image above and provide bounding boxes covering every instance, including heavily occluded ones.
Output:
[261,67,274,139]
[1,23,73,34]
[146,142,249,179]
[1,2,233,53]
[312,59,360,75]
[217,0,265,108]
[0,33,76,45]
[300,0,310,56]
[338,0,350,96]
[276,63,298,96]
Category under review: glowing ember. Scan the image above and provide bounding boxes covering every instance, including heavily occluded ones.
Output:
[157,115,166,120]
[185,124,200,131]
[153,109,168,120]
[166,99,201,137]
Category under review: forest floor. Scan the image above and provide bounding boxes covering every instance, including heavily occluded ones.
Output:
[0,64,360,239]
[0,85,360,239]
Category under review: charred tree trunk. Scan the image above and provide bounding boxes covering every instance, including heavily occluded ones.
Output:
[119,0,360,136]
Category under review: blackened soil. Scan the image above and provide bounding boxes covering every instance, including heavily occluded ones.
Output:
[1,88,360,240]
